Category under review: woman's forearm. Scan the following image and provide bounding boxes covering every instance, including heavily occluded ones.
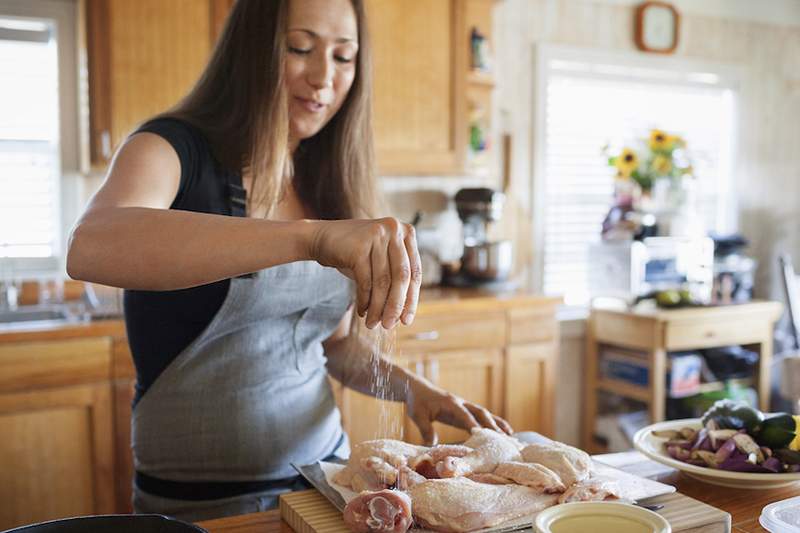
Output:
[67,207,316,290]
[326,334,430,403]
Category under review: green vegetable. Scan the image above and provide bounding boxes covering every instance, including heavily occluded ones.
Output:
[656,290,682,307]
[701,399,764,432]
[757,413,800,450]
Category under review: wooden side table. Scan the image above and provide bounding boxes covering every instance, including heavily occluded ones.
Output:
[583,301,783,452]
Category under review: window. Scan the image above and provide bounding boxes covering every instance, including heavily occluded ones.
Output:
[0,0,79,276]
[532,46,740,306]
[0,17,60,261]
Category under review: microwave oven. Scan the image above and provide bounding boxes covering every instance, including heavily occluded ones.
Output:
[588,237,714,303]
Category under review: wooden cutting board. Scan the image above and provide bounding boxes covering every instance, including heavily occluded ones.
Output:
[279,489,731,533]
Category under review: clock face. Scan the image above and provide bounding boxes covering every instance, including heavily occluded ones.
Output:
[643,5,676,51]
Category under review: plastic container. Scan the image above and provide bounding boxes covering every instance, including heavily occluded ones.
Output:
[760,495,800,532]
[534,502,671,533]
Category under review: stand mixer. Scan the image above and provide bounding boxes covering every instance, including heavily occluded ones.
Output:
[449,188,513,285]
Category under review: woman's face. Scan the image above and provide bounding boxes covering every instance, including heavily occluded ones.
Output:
[285,0,359,143]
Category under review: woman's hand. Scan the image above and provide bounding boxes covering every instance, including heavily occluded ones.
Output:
[307,218,421,329]
[405,378,513,446]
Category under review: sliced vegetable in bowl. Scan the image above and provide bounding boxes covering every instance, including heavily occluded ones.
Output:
[634,400,800,489]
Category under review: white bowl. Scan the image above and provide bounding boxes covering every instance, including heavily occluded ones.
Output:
[533,501,671,533]
[633,418,800,489]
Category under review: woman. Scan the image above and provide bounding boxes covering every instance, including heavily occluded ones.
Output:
[67,0,511,522]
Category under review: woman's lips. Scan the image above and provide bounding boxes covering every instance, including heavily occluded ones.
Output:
[295,97,326,113]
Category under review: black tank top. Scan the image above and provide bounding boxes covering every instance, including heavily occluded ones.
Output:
[123,118,235,406]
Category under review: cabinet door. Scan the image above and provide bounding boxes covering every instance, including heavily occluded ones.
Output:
[87,0,214,165]
[336,354,421,446]
[0,383,115,530]
[505,342,556,437]
[367,0,466,175]
[404,348,503,444]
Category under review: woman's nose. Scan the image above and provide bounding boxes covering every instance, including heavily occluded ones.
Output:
[307,52,334,89]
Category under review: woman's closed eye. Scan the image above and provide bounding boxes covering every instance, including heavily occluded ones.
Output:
[289,46,354,64]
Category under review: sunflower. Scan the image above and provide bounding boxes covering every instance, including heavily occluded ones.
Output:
[614,148,639,176]
[652,154,673,175]
[649,129,672,151]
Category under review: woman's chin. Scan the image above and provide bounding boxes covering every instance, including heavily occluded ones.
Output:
[290,121,325,142]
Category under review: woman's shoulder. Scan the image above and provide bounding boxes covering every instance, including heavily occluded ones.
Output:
[135,116,208,153]
[133,116,228,212]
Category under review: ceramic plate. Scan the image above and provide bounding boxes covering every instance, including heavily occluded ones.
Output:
[633,418,800,489]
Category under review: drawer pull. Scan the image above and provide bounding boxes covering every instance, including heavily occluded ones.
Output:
[413,331,440,341]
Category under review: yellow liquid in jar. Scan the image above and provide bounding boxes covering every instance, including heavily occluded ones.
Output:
[550,515,654,533]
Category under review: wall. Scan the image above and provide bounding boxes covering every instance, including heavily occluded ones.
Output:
[481,0,800,445]
[491,0,800,301]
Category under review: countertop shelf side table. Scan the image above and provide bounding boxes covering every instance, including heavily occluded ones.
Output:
[582,301,783,453]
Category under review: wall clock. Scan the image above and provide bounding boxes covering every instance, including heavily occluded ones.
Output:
[635,1,680,54]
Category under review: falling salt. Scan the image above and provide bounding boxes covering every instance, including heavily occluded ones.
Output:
[368,327,407,440]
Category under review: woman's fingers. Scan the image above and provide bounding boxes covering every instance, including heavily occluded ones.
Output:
[401,225,421,325]
[366,234,391,328]
[494,415,514,435]
[352,261,372,318]
[439,397,481,432]
[383,228,411,329]
[465,402,503,433]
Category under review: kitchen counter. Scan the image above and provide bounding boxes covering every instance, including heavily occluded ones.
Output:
[0,317,126,343]
[0,285,555,341]
[196,455,785,533]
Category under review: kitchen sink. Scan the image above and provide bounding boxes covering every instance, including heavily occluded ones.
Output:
[0,306,73,325]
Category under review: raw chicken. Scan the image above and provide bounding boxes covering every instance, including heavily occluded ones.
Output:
[436,429,524,478]
[493,461,565,493]
[409,444,472,478]
[464,472,513,485]
[335,440,429,491]
[519,441,592,486]
[408,477,558,533]
[343,489,413,533]
[557,478,621,504]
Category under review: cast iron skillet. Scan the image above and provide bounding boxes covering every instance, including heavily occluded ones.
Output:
[1,514,208,533]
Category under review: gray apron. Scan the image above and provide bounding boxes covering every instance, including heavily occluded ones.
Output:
[132,261,353,520]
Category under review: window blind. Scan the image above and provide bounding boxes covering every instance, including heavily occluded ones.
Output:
[0,20,60,260]
[540,57,737,305]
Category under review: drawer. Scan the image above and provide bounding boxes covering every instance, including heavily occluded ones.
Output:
[0,338,112,393]
[508,306,557,345]
[665,320,767,351]
[396,312,506,353]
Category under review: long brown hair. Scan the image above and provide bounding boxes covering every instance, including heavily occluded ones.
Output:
[164,0,378,220]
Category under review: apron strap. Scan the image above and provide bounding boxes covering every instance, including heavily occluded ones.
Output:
[225,170,255,279]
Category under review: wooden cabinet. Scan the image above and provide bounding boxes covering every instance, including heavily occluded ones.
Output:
[368,0,467,175]
[337,295,560,446]
[583,302,783,453]
[0,338,115,531]
[86,0,217,166]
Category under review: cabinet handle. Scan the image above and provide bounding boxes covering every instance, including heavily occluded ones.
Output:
[430,360,439,383]
[413,330,440,341]
[100,131,111,160]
